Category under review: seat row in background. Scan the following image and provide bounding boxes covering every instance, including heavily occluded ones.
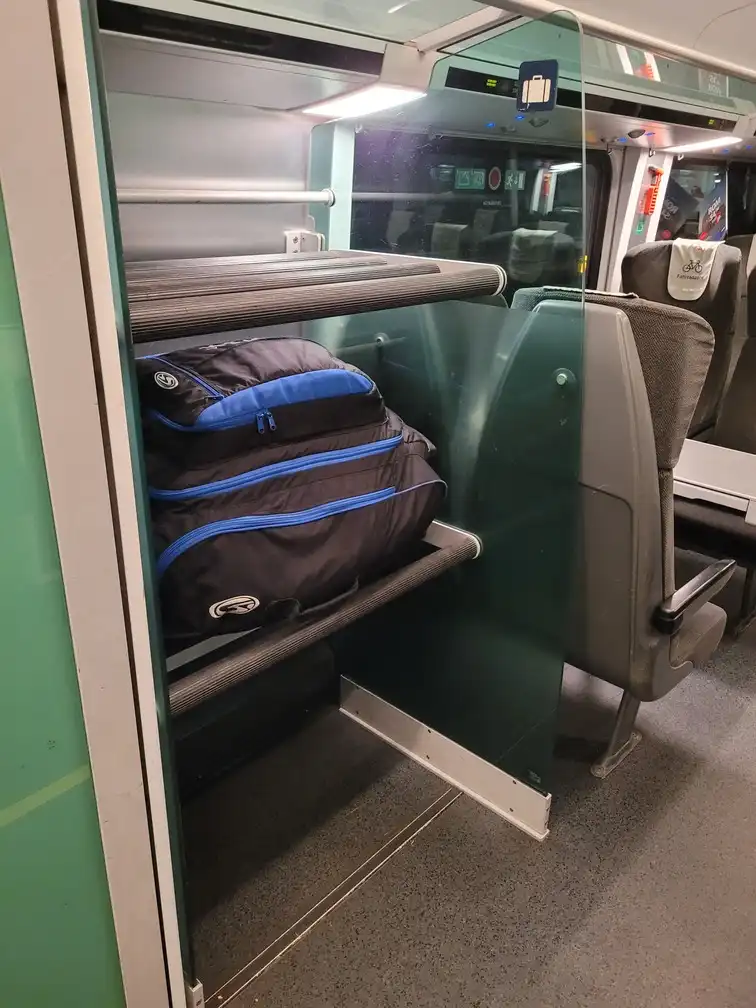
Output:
[511,283,734,775]
[621,238,756,632]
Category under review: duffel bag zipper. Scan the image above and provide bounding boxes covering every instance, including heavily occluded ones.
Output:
[157,486,398,576]
[150,434,403,501]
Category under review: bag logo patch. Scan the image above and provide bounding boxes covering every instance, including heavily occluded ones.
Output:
[155,371,179,390]
[209,595,260,619]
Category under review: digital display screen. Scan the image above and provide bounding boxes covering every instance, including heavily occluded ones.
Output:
[445,67,518,99]
[445,65,738,132]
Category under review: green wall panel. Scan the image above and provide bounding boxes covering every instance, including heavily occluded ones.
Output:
[0,191,126,1005]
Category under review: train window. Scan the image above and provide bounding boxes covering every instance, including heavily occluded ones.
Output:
[656,163,727,241]
[350,130,609,296]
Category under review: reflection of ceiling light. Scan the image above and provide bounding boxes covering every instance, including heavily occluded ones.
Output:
[663,136,743,153]
[302,85,425,120]
[550,162,582,173]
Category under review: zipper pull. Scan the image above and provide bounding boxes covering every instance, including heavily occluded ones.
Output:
[255,409,277,433]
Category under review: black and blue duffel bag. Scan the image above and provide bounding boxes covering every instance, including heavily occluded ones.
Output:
[136,337,444,645]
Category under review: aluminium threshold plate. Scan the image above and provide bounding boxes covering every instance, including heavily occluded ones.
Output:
[340,679,551,841]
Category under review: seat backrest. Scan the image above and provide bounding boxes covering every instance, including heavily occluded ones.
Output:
[714,251,756,452]
[622,240,740,434]
[512,287,714,697]
[725,234,756,378]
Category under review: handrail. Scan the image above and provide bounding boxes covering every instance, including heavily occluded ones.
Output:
[117,187,336,206]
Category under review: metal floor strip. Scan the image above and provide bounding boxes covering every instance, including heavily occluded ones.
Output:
[211,789,461,1005]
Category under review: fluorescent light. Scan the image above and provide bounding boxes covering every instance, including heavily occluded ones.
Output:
[550,162,582,173]
[302,85,425,120]
[663,136,743,154]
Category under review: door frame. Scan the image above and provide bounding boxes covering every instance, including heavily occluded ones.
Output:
[0,2,185,1004]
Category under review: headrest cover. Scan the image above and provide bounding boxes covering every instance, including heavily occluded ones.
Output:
[622,240,741,338]
[511,286,714,470]
[667,239,719,301]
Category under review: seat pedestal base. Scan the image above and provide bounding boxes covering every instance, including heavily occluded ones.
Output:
[591,691,642,778]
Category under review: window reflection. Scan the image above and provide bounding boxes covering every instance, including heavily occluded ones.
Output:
[656,163,727,242]
[351,129,594,298]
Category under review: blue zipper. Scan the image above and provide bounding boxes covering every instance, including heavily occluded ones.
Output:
[150,434,403,501]
[151,356,222,400]
[157,486,397,576]
[256,409,276,433]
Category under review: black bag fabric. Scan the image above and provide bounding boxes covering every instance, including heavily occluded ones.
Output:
[136,337,445,645]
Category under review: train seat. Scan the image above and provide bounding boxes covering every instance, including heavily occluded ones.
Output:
[723,234,756,382]
[512,286,734,774]
[622,240,741,436]
[675,245,756,629]
[714,239,756,452]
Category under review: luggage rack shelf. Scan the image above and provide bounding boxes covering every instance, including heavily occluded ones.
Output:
[168,521,481,717]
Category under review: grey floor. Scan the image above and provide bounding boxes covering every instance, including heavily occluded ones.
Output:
[184,562,756,1008]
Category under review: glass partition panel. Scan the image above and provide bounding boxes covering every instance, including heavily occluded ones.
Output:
[333,12,585,795]
[308,292,583,792]
[351,13,587,300]
[461,26,756,117]
[198,0,485,42]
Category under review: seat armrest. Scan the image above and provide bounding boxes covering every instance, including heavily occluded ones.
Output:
[653,559,736,635]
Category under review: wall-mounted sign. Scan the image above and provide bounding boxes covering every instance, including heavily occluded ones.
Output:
[488,166,502,191]
[455,168,486,191]
[517,59,559,113]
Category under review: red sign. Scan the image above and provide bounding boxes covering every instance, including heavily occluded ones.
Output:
[488,166,502,191]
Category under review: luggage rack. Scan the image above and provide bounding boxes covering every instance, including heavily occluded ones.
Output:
[168,520,481,717]
[126,251,506,341]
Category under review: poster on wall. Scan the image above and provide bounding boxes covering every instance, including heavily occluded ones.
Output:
[656,177,699,240]
[699,177,727,241]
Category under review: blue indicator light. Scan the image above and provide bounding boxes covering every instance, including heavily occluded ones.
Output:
[618,137,627,142]
[486,122,496,128]
[515,114,526,120]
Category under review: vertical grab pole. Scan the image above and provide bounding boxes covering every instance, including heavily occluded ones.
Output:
[309,121,356,250]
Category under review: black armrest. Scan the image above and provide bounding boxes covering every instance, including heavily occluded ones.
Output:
[653,558,736,635]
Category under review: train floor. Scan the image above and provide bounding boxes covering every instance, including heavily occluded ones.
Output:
[183,558,756,1008]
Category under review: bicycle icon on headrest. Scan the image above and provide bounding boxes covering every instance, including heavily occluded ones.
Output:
[683,259,703,274]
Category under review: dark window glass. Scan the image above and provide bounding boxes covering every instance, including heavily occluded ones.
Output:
[350,131,605,298]
[656,162,727,241]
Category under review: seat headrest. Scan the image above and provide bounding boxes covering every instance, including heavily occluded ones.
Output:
[512,287,714,469]
[621,240,740,337]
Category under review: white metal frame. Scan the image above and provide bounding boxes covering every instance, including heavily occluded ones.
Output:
[53,0,188,1003]
[598,147,649,290]
[0,1,174,1005]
